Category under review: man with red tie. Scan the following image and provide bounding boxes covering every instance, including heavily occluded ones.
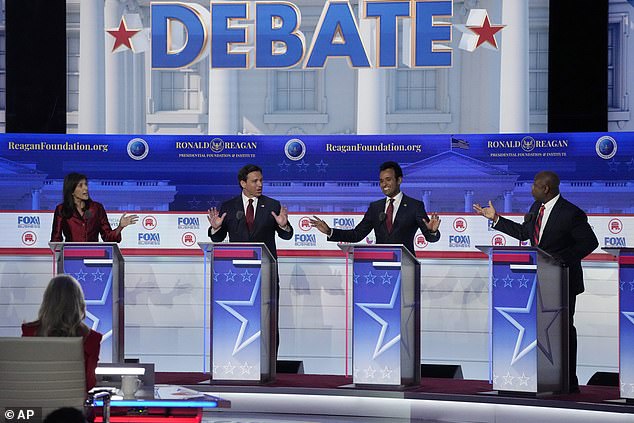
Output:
[473,170,598,393]
[309,161,441,255]
[207,164,294,354]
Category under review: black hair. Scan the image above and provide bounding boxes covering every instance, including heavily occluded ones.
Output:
[237,164,263,186]
[379,161,403,179]
[61,172,90,218]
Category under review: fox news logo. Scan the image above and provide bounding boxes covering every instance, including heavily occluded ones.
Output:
[295,233,316,247]
[17,216,40,228]
[138,233,161,245]
[604,236,626,247]
[178,217,200,229]
[449,235,470,248]
[333,218,355,229]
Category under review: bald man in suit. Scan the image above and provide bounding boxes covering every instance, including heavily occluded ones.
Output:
[474,170,598,393]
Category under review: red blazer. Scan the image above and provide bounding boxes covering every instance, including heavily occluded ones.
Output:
[50,201,122,243]
[22,322,102,391]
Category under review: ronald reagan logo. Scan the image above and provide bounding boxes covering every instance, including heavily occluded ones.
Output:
[127,137,149,160]
[176,138,257,158]
[608,218,623,234]
[487,136,569,158]
[285,138,306,161]
[596,135,617,160]
[178,216,200,229]
[299,216,312,231]
[182,232,196,246]
[453,217,467,232]
[415,234,428,249]
[142,215,157,230]
[22,231,37,246]
[17,215,40,229]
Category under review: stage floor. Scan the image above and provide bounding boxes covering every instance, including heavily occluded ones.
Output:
[156,373,634,422]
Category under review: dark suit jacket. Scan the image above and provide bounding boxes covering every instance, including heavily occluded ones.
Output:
[209,194,294,259]
[329,194,440,255]
[494,196,598,295]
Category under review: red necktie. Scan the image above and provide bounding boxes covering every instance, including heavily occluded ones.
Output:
[533,204,545,246]
[246,199,254,232]
[386,198,394,234]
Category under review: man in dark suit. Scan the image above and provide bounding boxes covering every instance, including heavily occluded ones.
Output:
[473,170,598,393]
[207,164,294,355]
[309,161,441,254]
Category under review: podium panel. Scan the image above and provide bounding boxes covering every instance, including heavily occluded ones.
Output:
[604,247,634,399]
[480,246,568,394]
[349,245,419,387]
[200,242,276,383]
[49,242,124,363]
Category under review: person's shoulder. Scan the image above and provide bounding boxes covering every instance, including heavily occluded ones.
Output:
[557,197,586,215]
[221,196,241,209]
[21,321,39,336]
[86,329,103,344]
[259,195,280,207]
[402,194,423,206]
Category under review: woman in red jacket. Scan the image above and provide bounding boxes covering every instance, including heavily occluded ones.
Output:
[50,172,138,242]
[22,274,102,391]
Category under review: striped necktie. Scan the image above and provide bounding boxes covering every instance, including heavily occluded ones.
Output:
[532,204,545,246]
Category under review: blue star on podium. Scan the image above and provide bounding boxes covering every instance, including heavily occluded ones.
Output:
[495,281,537,365]
[216,278,261,355]
[356,279,401,359]
[623,310,634,326]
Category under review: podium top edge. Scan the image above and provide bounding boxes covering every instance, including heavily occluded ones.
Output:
[337,243,418,261]
[197,241,274,259]
[602,247,634,257]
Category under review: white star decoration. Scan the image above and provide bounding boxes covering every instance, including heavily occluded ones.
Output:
[381,272,393,285]
[224,269,236,283]
[356,278,401,359]
[216,277,261,355]
[517,274,530,288]
[494,281,537,365]
[365,271,376,285]
[503,274,513,288]
[92,269,105,282]
[241,269,254,282]
[75,269,88,282]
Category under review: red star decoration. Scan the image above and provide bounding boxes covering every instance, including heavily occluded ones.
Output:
[107,18,140,52]
[468,15,505,49]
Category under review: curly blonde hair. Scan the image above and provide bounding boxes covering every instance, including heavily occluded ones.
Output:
[36,274,88,337]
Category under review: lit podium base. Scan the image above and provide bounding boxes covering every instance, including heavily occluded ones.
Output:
[339,244,420,389]
[199,242,276,384]
[49,242,124,363]
[478,246,569,396]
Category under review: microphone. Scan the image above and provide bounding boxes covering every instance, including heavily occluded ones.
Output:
[84,209,92,221]
[379,212,386,222]
[236,210,244,220]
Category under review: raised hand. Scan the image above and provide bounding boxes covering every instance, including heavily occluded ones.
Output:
[425,213,441,232]
[309,216,332,235]
[207,207,226,230]
[271,205,289,227]
[473,200,497,220]
[119,213,139,228]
